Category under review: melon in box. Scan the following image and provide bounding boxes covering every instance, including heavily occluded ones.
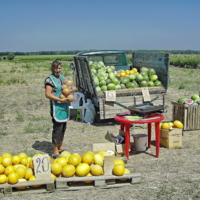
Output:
[160,128,182,149]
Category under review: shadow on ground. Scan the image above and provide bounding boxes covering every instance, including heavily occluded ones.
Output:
[32,140,52,155]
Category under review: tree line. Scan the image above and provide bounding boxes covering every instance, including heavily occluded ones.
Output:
[1,49,200,57]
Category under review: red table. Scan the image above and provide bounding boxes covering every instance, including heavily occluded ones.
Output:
[114,112,165,159]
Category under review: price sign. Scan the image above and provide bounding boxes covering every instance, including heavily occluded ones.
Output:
[142,87,151,102]
[105,91,116,102]
[33,154,52,181]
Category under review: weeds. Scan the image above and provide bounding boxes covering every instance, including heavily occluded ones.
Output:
[24,123,50,134]
[178,83,186,89]
[0,127,8,136]
[156,184,177,199]
[3,78,27,85]
[16,111,24,122]
[31,116,48,121]
[0,109,4,119]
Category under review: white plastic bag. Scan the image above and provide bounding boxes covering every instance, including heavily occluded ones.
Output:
[84,99,96,124]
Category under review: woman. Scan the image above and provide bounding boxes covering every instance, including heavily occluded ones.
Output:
[44,60,69,159]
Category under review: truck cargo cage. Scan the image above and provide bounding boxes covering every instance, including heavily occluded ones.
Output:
[73,50,169,120]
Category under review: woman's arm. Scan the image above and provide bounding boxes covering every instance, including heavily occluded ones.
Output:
[45,85,68,103]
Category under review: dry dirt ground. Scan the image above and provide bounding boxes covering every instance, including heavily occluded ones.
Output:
[0,62,200,199]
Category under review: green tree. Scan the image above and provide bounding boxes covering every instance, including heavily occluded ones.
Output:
[7,52,15,60]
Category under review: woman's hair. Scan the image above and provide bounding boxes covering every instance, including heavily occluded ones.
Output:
[51,60,62,72]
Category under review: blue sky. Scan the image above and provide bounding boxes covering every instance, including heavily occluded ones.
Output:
[0,0,200,52]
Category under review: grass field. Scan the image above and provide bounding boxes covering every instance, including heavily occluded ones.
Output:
[0,56,200,199]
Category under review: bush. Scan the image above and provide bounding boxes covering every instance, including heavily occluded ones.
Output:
[7,52,15,60]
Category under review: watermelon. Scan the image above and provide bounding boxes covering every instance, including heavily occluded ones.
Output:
[99,80,106,87]
[96,86,101,92]
[147,81,154,87]
[140,80,148,87]
[120,84,126,89]
[98,76,105,81]
[192,102,198,105]
[126,82,136,88]
[154,80,162,86]
[108,72,116,80]
[178,97,188,104]
[143,75,149,81]
[111,78,120,85]
[149,75,158,82]
[135,74,143,82]
[115,84,122,90]
[128,74,136,81]
[197,100,200,105]
[105,78,111,85]
[120,77,130,85]
[148,68,156,76]
[107,83,116,90]
[94,77,99,87]
[191,94,200,100]
[140,67,148,73]
[101,85,107,91]
[184,99,194,105]
[140,71,147,76]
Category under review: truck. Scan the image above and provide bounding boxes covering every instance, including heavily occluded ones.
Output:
[70,50,169,121]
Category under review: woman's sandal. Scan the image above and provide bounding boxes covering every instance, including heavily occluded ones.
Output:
[58,149,65,154]
[52,154,60,159]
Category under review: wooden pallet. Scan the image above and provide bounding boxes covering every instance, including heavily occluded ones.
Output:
[0,179,55,196]
[56,163,141,191]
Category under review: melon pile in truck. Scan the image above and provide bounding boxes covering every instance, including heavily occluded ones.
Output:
[89,61,163,92]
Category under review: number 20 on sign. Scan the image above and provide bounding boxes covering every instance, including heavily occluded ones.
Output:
[33,154,52,180]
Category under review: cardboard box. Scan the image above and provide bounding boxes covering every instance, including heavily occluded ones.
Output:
[92,131,132,156]
[160,128,182,149]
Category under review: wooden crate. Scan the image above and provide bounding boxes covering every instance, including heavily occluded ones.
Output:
[56,163,141,191]
[172,101,200,131]
[0,179,55,196]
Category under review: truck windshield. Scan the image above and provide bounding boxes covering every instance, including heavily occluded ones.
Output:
[104,55,118,64]
[88,56,103,62]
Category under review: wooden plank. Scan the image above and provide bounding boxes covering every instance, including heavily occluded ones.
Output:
[1,179,55,196]
[97,86,166,98]
[56,172,141,190]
